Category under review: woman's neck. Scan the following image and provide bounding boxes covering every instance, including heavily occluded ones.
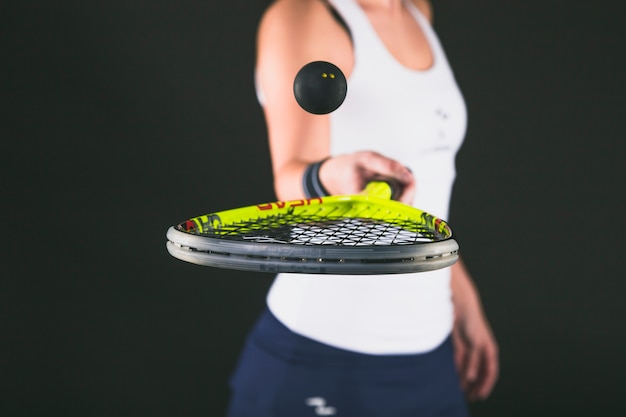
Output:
[356,0,405,15]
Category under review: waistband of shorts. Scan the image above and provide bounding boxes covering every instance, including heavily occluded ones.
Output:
[248,307,453,369]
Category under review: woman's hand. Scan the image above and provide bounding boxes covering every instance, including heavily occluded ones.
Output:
[318,151,416,204]
[450,259,499,401]
[452,309,499,401]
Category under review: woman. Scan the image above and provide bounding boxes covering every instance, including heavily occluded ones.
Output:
[228,1,498,415]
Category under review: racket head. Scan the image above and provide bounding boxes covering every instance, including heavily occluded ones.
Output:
[166,183,459,274]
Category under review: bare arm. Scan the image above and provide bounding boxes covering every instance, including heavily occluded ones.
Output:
[451,259,500,400]
[412,0,499,399]
[256,0,350,200]
[256,0,415,202]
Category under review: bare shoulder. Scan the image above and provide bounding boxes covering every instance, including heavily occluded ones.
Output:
[258,0,333,44]
[257,0,352,74]
[411,0,433,23]
[260,0,318,24]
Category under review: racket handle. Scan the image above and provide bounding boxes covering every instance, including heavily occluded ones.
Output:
[362,180,401,200]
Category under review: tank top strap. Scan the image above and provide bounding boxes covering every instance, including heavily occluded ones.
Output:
[327,0,395,72]
[402,0,451,70]
[327,0,452,75]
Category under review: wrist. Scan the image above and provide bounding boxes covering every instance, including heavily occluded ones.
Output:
[451,261,484,320]
[302,158,330,198]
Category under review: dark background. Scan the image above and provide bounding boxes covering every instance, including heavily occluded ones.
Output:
[2,1,624,416]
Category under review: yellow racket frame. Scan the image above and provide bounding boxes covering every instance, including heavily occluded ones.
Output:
[166,182,458,274]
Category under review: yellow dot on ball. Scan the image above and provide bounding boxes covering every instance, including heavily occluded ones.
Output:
[330,73,335,79]
[322,73,327,78]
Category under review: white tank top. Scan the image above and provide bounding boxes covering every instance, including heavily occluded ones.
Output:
[265,0,467,354]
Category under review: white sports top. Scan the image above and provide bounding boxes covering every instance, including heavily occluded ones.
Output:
[265,0,467,354]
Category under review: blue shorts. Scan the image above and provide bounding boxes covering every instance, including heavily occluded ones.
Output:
[227,309,469,417]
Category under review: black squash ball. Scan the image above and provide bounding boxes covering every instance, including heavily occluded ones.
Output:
[293,61,347,114]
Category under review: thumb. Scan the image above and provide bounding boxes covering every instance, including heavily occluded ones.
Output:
[464,346,480,386]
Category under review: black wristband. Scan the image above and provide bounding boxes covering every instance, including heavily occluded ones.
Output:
[302,159,330,198]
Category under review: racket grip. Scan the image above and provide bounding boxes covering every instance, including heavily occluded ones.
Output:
[385,179,402,200]
[362,180,402,200]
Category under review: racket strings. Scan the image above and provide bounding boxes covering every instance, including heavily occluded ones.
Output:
[290,218,433,246]
[204,206,437,246]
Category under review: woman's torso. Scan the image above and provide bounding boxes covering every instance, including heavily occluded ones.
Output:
[265,0,467,354]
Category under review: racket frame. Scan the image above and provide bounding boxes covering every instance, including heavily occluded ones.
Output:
[166,187,459,274]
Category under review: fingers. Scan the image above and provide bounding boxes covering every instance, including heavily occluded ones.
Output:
[355,151,413,185]
[451,325,466,376]
[452,321,499,402]
[319,151,416,202]
[474,344,499,400]
[396,177,416,205]
[464,346,481,391]
[356,152,415,203]
[464,343,499,401]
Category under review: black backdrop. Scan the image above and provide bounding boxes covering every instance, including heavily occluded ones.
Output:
[2,1,625,416]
